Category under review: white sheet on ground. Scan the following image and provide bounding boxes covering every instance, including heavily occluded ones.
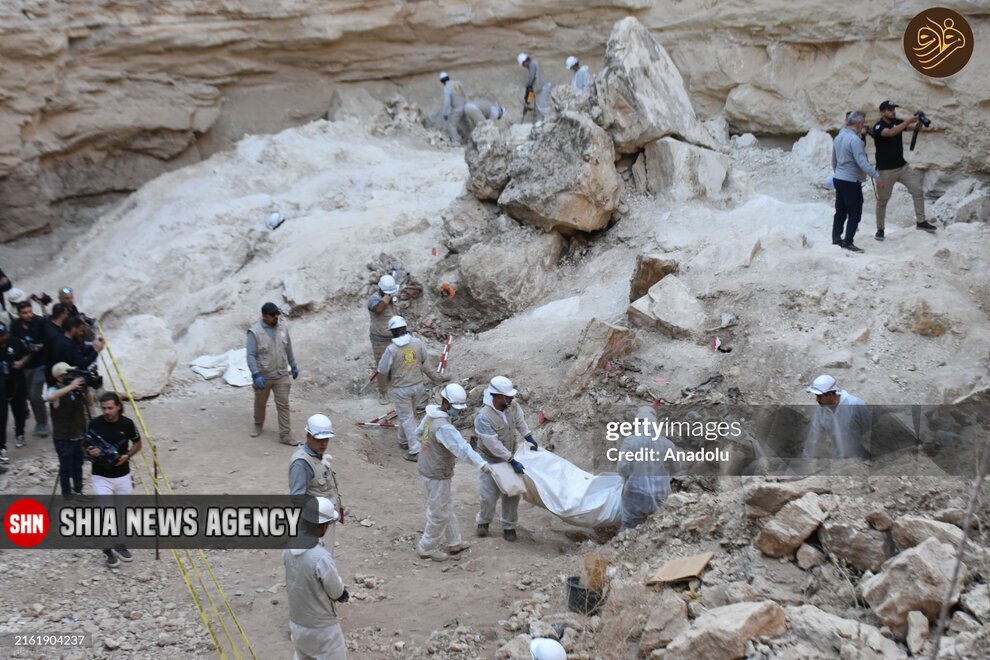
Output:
[489,446,622,528]
[189,348,253,387]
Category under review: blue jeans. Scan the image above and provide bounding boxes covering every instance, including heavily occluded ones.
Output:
[53,438,83,495]
[833,178,864,245]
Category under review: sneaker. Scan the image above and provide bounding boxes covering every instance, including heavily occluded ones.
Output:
[418,550,449,562]
[114,545,133,562]
[832,239,842,246]
[476,523,489,537]
[14,436,25,448]
[874,231,884,242]
[32,424,49,437]
[398,441,409,450]
[0,449,8,463]
[250,425,263,437]
[916,221,937,233]
[73,491,92,502]
[104,549,120,568]
[503,529,517,542]
[403,452,419,462]
[377,392,389,405]
[842,243,864,253]
[447,542,470,554]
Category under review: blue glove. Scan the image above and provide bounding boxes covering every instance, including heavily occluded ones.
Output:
[443,114,449,121]
[252,374,265,390]
[291,366,299,380]
[525,434,538,450]
[509,459,525,474]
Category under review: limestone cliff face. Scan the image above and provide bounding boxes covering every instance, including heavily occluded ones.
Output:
[2,1,986,240]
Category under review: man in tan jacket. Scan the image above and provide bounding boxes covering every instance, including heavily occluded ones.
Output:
[247,302,298,444]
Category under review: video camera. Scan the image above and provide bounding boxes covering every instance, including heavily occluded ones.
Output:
[84,429,122,468]
[68,364,104,390]
[914,111,932,128]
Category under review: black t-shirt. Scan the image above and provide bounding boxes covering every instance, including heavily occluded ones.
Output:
[1,336,30,388]
[11,316,48,370]
[85,415,140,478]
[871,118,906,170]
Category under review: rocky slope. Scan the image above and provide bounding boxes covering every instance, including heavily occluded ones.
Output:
[2,0,987,240]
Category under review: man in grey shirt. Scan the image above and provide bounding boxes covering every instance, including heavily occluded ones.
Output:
[246,302,298,444]
[831,111,884,253]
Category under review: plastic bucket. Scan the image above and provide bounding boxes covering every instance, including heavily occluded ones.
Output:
[566,576,606,615]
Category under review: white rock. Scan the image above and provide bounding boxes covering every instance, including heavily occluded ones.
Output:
[756,492,827,558]
[785,604,903,658]
[664,600,786,660]
[890,515,964,552]
[791,129,833,174]
[796,543,825,570]
[907,610,928,655]
[104,315,178,399]
[960,582,990,623]
[627,275,706,339]
[733,133,758,148]
[637,137,730,201]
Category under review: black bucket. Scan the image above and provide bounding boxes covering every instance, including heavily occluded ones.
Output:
[566,576,607,615]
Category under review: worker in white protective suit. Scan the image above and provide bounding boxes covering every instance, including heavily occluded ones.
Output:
[474,376,537,542]
[377,316,446,461]
[283,497,349,660]
[530,637,567,659]
[440,72,469,146]
[415,383,492,562]
[617,406,679,532]
[367,274,399,404]
[565,56,589,93]
[802,374,872,460]
[463,98,505,132]
[517,53,551,121]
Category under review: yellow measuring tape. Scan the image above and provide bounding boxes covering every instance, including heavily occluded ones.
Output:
[97,322,258,660]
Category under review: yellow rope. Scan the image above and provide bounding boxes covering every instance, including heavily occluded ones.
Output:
[96,321,257,658]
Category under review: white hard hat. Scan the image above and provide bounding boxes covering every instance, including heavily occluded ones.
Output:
[378,274,399,295]
[311,497,339,524]
[807,374,838,396]
[440,383,468,410]
[5,288,27,304]
[530,638,567,660]
[517,53,528,66]
[489,376,518,397]
[387,315,407,330]
[305,414,335,440]
[439,71,449,81]
[565,56,578,69]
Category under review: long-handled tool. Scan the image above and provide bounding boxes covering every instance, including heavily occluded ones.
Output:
[356,410,398,429]
[421,283,456,323]
[358,371,379,395]
[437,336,452,375]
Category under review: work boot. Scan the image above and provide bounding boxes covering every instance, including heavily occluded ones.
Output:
[476,523,489,537]
[503,529,517,542]
[874,230,884,242]
[104,549,120,568]
[32,424,49,437]
[916,221,937,233]
[377,392,389,405]
[403,452,419,462]
[15,435,25,448]
[250,424,262,437]
[279,436,297,446]
[418,550,449,562]
[447,542,470,554]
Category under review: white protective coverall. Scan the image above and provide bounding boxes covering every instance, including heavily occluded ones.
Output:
[415,405,488,554]
[463,98,502,131]
[525,59,551,121]
[377,333,439,455]
[616,407,678,531]
[802,390,872,460]
[572,65,590,92]
[442,79,468,145]
[283,542,347,660]
[474,388,531,531]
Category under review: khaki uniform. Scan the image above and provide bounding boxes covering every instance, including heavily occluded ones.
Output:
[290,446,342,551]
[876,164,925,231]
[475,400,530,531]
[248,319,293,443]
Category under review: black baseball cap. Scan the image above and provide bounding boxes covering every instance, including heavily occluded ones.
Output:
[261,302,280,316]
[879,100,899,111]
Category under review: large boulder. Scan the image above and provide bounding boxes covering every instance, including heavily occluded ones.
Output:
[785,605,903,658]
[628,254,679,301]
[744,478,832,517]
[664,601,786,660]
[791,128,834,176]
[819,518,894,572]
[465,122,513,201]
[498,111,620,233]
[930,178,990,225]
[638,589,689,653]
[594,17,714,154]
[890,514,964,552]
[105,315,178,399]
[755,492,827,558]
[627,275,705,338]
[457,225,566,324]
[440,195,499,254]
[860,537,968,640]
[635,138,730,200]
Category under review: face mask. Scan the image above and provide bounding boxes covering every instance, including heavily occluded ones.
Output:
[447,407,461,418]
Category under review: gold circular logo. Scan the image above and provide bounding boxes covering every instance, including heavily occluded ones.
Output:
[904,8,974,78]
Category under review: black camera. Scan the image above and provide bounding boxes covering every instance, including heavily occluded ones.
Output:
[914,111,932,128]
[68,364,104,390]
[85,430,122,468]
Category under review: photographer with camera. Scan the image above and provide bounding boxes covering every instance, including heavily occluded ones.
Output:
[11,301,51,439]
[0,322,31,463]
[50,316,104,382]
[83,392,141,568]
[870,100,938,241]
[45,362,93,498]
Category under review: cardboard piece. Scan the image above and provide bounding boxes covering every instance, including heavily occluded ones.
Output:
[584,553,609,591]
[646,551,714,586]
